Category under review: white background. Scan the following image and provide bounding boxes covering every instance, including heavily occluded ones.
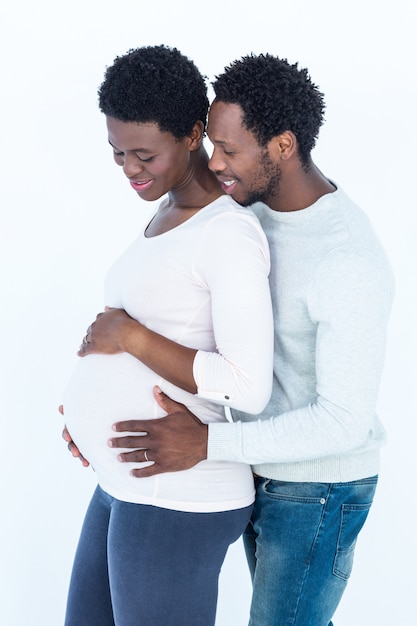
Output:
[1,1,416,624]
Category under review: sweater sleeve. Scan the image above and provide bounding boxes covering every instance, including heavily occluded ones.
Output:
[192,211,274,414]
[207,245,395,463]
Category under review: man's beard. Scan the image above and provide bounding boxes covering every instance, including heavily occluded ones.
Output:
[239,150,281,207]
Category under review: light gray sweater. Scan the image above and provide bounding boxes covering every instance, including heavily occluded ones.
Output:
[208,187,395,482]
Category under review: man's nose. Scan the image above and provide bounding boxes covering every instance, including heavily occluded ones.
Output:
[208,149,225,174]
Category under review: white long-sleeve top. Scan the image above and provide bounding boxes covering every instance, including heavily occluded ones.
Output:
[208,187,395,482]
[63,195,274,512]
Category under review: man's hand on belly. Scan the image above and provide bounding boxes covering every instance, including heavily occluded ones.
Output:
[108,386,208,477]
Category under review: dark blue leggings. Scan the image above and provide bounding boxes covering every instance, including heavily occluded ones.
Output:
[65,486,253,626]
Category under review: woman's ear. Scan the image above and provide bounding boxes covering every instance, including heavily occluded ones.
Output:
[268,130,297,162]
[188,121,204,151]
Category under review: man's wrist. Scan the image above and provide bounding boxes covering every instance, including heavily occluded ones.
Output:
[207,421,241,463]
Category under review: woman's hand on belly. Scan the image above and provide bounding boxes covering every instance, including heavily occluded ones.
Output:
[78,307,137,357]
[59,405,90,468]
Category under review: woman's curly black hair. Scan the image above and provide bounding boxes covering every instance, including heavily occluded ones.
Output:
[212,53,325,166]
[98,45,209,139]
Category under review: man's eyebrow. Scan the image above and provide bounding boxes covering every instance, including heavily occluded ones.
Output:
[207,138,228,145]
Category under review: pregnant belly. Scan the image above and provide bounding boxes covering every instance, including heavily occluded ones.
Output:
[62,354,255,510]
[62,353,163,473]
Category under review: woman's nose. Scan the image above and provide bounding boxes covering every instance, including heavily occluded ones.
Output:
[122,153,144,178]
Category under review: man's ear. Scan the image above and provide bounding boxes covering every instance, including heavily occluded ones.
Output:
[188,121,204,151]
[268,130,297,162]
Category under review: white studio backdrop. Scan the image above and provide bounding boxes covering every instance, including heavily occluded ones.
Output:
[1,1,416,624]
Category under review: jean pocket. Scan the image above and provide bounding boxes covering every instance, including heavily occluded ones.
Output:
[333,502,372,580]
[261,479,328,504]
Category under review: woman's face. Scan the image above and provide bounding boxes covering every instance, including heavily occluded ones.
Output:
[106,117,193,201]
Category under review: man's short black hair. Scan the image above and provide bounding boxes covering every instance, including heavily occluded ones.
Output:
[212,53,325,166]
[98,45,209,139]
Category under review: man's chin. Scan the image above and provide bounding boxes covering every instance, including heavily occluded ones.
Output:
[232,197,249,207]
[229,190,254,207]
[232,193,264,208]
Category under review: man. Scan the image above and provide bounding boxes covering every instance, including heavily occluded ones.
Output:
[65,54,394,625]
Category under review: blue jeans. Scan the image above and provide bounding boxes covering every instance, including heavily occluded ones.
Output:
[243,476,378,626]
[65,486,253,626]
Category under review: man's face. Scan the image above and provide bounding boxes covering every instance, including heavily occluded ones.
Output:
[207,100,281,207]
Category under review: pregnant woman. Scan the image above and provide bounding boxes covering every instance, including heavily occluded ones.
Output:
[62,45,273,626]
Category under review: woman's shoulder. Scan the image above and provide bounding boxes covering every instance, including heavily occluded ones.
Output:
[203,195,263,228]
